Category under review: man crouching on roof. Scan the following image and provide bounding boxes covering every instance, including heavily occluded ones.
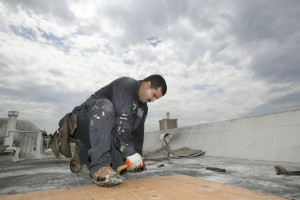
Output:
[50,74,167,187]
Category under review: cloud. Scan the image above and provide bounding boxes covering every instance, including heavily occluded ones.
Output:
[4,0,75,23]
[225,1,300,84]
[0,0,300,134]
[251,42,300,83]
[244,91,300,117]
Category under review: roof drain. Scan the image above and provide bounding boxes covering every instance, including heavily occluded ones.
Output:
[159,133,173,157]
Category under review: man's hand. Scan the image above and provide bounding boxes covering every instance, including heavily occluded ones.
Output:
[135,163,147,172]
[126,153,143,169]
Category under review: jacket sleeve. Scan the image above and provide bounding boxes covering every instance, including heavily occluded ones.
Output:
[111,83,136,158]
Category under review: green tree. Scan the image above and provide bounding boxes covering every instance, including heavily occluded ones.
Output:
[42,130,48,137]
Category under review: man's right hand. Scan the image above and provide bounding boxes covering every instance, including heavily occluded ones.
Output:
[126,153,143,169]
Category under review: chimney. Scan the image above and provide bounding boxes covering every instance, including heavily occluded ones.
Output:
[159,112,178,130]
[4,111,19,148]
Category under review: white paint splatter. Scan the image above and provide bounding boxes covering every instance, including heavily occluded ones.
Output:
[132,101,137,110]
[120,144,128,152]
[94,114,100,119]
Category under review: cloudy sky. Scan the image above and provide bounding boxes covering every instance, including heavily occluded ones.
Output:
[1,0,300,134]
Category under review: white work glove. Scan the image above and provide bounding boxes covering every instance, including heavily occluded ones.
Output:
[126,153,143,169]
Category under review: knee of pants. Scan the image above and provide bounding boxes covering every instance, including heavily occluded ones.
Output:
[92,99,114,117]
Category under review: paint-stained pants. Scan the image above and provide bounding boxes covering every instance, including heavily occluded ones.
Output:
[74,99,124,174]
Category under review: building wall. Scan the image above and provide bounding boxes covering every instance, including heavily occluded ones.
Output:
[143,109,300,163]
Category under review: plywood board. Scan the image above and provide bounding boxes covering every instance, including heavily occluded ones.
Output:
[0,174,285,200]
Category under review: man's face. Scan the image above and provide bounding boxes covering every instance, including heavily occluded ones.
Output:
[139,82,163,104]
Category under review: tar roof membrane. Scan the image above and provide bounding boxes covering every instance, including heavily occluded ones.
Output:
[0,154,299,199]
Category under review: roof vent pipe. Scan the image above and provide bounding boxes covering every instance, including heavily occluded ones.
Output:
[166,112,170,119]
[159,133,173,157]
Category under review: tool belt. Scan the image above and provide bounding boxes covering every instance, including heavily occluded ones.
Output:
[50,111,78,159]
[59,111,78,137]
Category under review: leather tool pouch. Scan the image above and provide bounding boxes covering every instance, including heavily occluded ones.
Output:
[58,112,78,137]
[68,112,78,136]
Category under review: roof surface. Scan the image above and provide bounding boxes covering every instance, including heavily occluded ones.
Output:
[0,153,299,199]
[0,174,287,200]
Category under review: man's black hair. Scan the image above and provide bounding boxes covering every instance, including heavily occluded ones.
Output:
[143,74,167,96]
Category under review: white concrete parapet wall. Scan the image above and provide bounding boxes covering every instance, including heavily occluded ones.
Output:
[143,109,300,163]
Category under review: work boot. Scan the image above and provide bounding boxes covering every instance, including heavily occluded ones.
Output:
[90,166,122,187]
[49,130,60,158]
[70,142,82,173]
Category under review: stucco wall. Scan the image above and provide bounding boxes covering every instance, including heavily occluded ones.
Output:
[143,109,300,163]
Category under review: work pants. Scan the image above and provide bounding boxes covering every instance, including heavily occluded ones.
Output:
[74,99,125,174]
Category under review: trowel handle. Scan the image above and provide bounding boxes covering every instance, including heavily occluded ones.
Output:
[117,164,128,174]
